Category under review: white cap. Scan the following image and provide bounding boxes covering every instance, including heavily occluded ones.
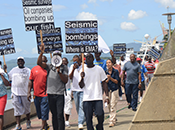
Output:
[17,57,24,61]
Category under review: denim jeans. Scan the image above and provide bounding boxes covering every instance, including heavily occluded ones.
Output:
[83,100,104,130]
[119,87,123,97]
[34,96,49,120]
[125,83,139,109]
[48,94,65,130]
[73,91,85,125]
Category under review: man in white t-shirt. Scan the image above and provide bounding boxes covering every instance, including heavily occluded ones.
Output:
[79,53,109,130]
[69,55,85,129]
[8,57,31,130]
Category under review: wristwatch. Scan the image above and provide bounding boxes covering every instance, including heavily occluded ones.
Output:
[139,82,141,84]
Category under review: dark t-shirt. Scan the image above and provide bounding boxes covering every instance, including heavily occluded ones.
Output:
[123,61,141,84]
[46,64,68,95]
[106,68,119,92]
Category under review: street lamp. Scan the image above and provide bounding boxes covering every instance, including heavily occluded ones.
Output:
[162,13,175,40]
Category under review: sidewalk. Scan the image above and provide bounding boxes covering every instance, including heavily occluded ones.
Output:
[7,95,137,130]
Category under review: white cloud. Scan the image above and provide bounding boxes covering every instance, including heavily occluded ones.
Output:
[155,0,175,8]
[88,0,97,3]
[32,47,37,54]
[76,12,105,25]
[100,0,113,2]
[76,12,104,25]
[128,10,147,20]
[81,4,88,9]
[16,48,22,53]
[76,12,97,20]
[53,4,66,11]
[120,22,138,31]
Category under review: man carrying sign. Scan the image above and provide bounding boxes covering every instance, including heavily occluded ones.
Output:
[37,45,68,130]
[79,53,109,130]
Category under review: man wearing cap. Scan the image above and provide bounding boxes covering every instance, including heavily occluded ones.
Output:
[136,57,148,102]
[8,57,31,130]
[37,45,68,130]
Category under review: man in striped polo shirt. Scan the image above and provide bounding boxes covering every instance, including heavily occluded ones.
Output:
[145,56,155,85]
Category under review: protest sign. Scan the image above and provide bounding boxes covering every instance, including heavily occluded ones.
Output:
[148,46,161,59]
[36,27,63,53]
[0,28,16,55]
[65,20,98,53]
[22,0,55,31]
[113,43,126,57]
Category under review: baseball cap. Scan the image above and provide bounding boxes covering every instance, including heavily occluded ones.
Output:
[53,50,62,56]
[136,57,142,61]
[17,57,24,61]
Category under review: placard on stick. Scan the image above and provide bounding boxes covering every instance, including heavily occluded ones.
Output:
[35,27,63,54]
[0,28,16,56]
[65,20,98,53]
[148,46,161,60]
[113,43,126,57]
[22,0,55,31]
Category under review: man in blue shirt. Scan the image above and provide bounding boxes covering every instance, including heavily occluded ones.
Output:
[94,50,115,71]
[121,54,141,111]
[136,58,148,102]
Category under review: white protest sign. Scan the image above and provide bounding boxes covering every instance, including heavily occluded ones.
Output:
[22,0,55,31]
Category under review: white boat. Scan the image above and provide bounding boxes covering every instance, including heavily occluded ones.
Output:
[125,48,134,61]
[135,34,164,59]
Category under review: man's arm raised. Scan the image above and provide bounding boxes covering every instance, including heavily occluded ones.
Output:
[37,44,47,69]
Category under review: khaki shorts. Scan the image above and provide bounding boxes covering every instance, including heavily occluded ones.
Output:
[12,93,31,116]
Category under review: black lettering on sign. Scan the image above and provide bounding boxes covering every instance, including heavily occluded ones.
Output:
[0,28,15,55]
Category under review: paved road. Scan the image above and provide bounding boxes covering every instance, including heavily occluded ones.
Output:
[7,94,137,130]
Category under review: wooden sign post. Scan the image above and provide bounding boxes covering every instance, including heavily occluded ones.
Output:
[3,55,7,73]
[82,53,84,72]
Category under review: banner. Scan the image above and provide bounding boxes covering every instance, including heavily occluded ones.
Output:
[22,0,55,31]
[36,27,62,53]
[65,20,98,53]
[98,35,110,54]
[113,43,126,57]
[0,28,16,55]
[148,46,161,59]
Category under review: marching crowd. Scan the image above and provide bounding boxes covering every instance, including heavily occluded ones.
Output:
[0,45,158,130]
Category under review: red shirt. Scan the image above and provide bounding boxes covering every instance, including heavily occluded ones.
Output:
[29,65,47,97]
[145,61,155,74]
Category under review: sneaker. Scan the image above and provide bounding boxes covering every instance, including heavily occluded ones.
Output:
[78,124,84,129]
[128,105,131,109]
[132,108,137,112]
[26,120,31,129]
[44,124,50,130]
[109,123,115,127]
[41,124,50,130]
[14,124,22,130]
[65,121,70,128]
[139,97,142,102]
[119,96,123,100]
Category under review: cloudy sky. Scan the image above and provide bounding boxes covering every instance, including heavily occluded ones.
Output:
[0,0,175,61]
